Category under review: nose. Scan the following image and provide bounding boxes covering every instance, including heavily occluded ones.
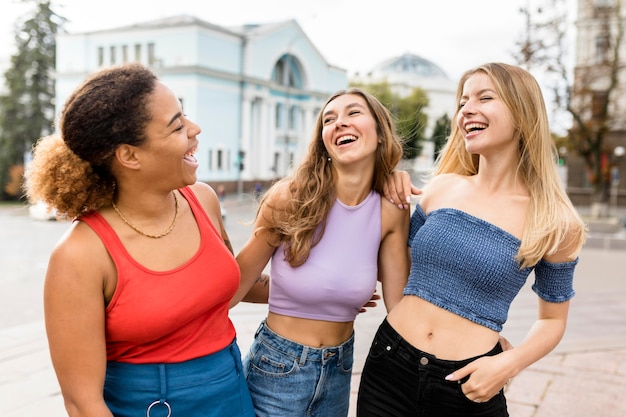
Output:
[461,99,476,116]
[335,113,349,128]
[188,119,201,137]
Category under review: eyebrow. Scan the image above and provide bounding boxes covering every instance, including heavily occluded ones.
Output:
[322,102,365,118]
[166,112,182,127]
[461,88,497,99]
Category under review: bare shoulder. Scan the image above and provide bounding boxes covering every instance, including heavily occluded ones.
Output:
[424,173,464,192]
[260,180,291,209]
[420,174,468,206]
[47,220,110,289]
[188,182,218,205]
[381,193,410,228]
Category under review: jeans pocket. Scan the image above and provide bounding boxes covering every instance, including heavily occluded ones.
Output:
[340,351,354,374]
[250,345,298,378]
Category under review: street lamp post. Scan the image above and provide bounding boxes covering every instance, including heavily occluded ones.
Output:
[611,145,625,216]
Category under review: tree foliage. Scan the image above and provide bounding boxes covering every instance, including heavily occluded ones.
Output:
[514,0,624,201]
[349,80,429,160]
[431,113,451,162]
[0,0,64,200]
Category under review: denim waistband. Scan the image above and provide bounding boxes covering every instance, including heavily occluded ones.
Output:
[255,320,354,365]
[106,338,242,388]
[378,318,502,375]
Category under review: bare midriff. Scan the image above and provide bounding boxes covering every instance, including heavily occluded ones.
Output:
[266,311,354,348]
[386,295,501,360]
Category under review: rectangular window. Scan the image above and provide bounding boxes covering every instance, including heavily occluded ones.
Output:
[591,91,608,120]
[217,149,223,170]
[134,44,142,62]
[208,149,213,170]
[122,45,128,63]
[595,34,610,64]
[148,43,155,66]
[273,152,281,174]
[288,105,296,130]
[97,47,104,66]
[110,46,116,65]
[275,103,282,129]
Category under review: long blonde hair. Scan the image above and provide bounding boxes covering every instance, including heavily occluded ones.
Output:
[435,63,586,267]
[261,88,403,267]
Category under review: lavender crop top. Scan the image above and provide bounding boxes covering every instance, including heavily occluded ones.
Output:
[269,190,382,322]
[404,204,578,332]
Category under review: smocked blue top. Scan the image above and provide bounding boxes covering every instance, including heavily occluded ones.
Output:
[404,204,578,332]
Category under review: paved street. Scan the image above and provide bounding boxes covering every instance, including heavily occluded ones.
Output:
[1,195,626,416]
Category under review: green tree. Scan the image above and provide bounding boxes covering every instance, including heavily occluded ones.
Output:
[350,80,428,160]
[515,0,624,204]
[431,113,451,162]
[395,87,428,160]
[0,0,64,200]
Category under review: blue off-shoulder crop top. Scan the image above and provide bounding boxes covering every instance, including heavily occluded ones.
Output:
[404,204,578,332]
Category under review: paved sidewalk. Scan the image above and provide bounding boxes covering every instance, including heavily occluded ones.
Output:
[1,201,626,416]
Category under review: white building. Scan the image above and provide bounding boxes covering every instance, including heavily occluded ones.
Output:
[55,15,348,191]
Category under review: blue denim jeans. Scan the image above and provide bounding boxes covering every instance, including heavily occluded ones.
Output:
[243,320,354,417]
[104,339,255,417]
[357,318,509,417]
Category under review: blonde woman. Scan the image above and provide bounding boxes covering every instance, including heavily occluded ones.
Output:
[357,63,587,416]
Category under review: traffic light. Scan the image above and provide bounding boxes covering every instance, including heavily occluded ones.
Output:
[238,150,245,171]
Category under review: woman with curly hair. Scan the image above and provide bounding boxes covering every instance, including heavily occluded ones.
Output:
[25,63,254,417]
[357,62,588,416]
[231,88,411,417]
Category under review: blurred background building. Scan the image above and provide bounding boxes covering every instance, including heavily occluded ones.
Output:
[566,0,626,208]
[56,15,348,193]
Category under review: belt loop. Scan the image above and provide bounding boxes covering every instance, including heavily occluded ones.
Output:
[337,344,343,367]
[158,364,167,401]
[299,346,309,366]
[255,321,265,338]
[230,343,242,374]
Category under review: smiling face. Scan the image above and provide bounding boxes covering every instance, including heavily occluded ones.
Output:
[139,81,201,187]
[320,93,379,167]
[457,72,517,157]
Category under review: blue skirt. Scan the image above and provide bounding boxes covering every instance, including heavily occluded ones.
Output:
[104,339,255,417]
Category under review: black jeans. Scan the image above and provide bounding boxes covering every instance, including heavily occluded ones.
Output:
[357,318,508,417]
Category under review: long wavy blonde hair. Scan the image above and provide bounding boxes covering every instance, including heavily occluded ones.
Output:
[435,63,586,267]
[260,88,403,267]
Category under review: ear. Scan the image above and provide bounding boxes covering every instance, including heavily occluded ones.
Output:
[115,144,142,170]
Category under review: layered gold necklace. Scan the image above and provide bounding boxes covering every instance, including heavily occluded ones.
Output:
[111,191,179,239]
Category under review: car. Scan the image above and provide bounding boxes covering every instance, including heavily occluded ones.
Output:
[28,200,57,221]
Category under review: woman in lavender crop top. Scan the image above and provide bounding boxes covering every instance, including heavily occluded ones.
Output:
[357,63,588,416]
[231,88,410,417]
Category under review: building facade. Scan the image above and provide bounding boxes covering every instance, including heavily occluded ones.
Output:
[569,0,626,206]
[55,15,348,192]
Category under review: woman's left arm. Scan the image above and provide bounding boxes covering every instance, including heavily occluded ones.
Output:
[447,224,583,402]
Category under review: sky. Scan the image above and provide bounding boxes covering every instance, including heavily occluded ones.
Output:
[0,0,578,82]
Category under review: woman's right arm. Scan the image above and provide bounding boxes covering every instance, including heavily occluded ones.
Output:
[44,223,113,417]
[230,185,285,308]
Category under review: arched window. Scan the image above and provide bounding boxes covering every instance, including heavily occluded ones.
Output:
[272,54,302,89]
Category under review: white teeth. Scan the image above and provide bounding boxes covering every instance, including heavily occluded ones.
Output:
[466,123,487,132]
[337,135,357,145]
[184,148,197,161]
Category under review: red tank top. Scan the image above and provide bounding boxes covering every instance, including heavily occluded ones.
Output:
[79,187,238,363]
